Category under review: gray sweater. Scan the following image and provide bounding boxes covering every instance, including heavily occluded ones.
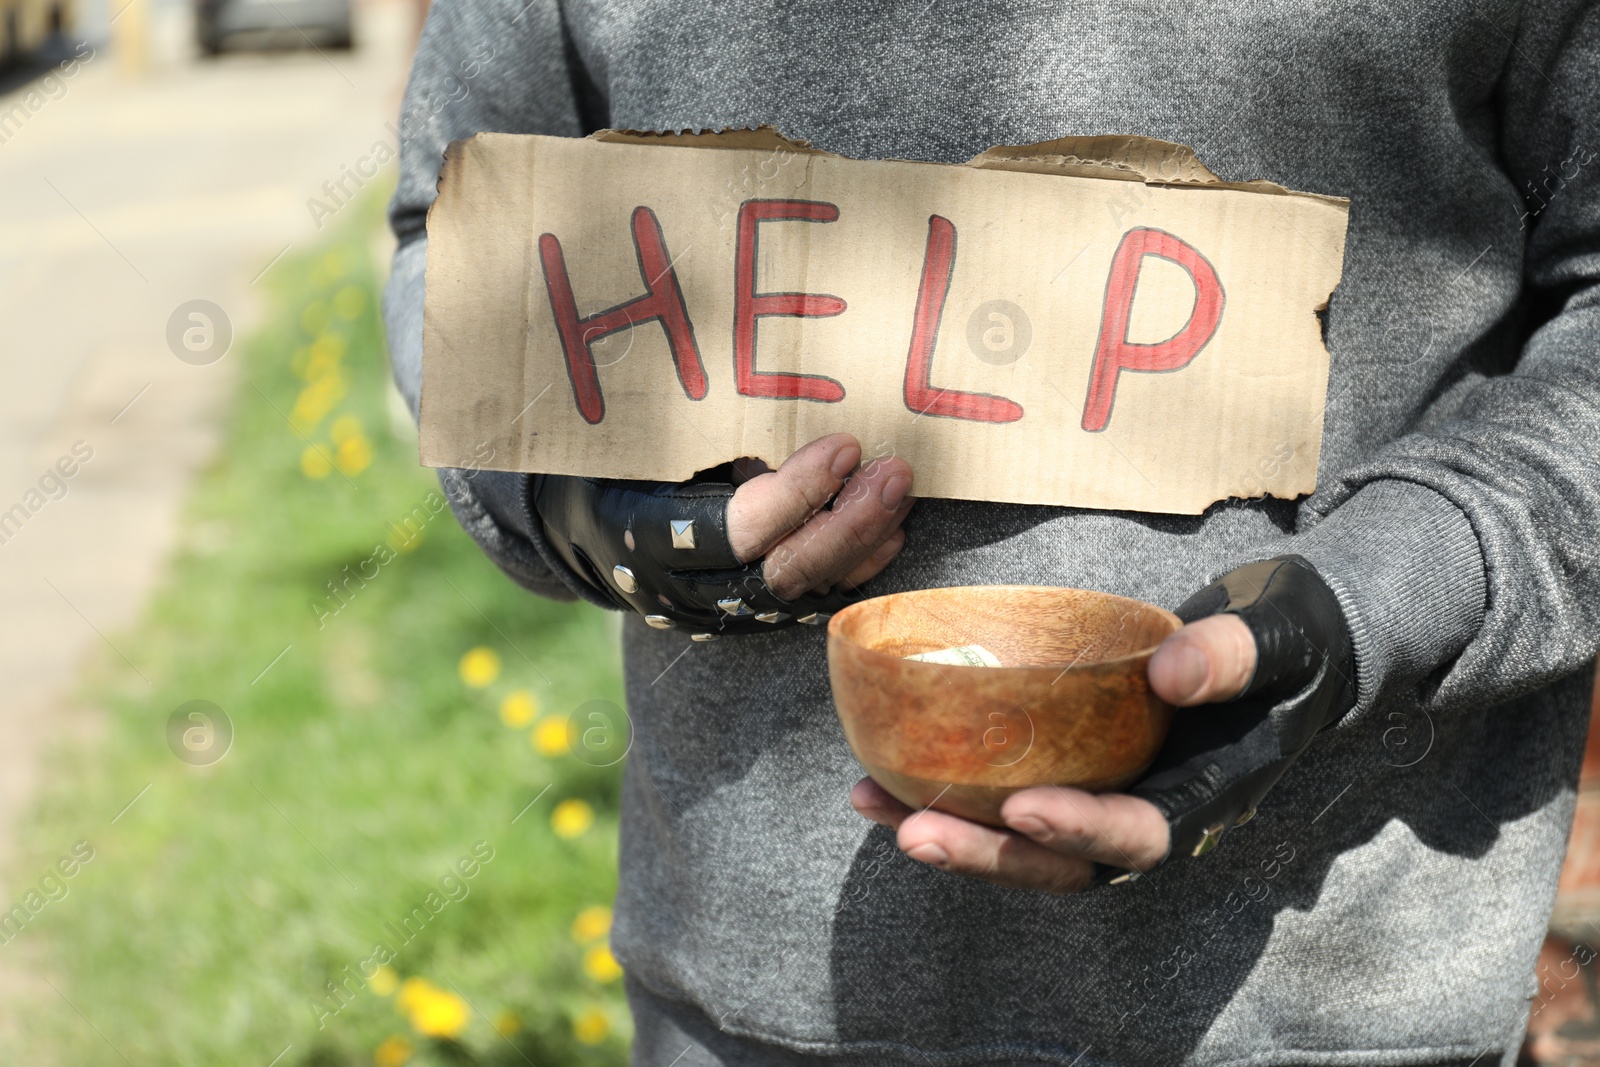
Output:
[384,2,1600,1063]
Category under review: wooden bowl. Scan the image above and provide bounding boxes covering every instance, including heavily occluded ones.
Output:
[827,586,1180,826]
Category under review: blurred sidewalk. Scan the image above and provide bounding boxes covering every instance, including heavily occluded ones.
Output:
[0,0,411,882]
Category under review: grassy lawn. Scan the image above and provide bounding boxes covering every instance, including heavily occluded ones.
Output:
[1,188,632,1066]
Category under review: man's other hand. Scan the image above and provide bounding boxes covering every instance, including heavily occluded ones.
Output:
[849,614,1256,894]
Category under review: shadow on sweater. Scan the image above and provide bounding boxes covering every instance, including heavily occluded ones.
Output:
[822,666,1595,1064]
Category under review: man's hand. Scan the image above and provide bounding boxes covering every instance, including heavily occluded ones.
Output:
[849,556,1355,893]
[849,614,1256,894]
[728,433,913,599]
[531,433,912,634]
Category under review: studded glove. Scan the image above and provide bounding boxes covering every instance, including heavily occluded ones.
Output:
[531,472,856,639]
[1100,555,1355,883]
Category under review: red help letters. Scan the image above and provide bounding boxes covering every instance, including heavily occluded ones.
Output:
[538,200,1224,432]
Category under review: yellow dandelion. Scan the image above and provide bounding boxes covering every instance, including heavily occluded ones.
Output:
[396,976,431,1012]
[373,1035,413,1067]
[532,716,570,756]
[397,978,470,1038]
[369,965,398,997]
[300,444,333,480]
[459,647,501,688]
[310,332,346,366]
[300,300,330,335]
[290,371,346,432]
[335,434,373,475]
[492,1009,521,1037]
[407,985,470,1039]
[323,247,352,278]
[297,344,341,385]
[573,1006,609,1045]
[551,798,594,839]
[570,905,612,943]
[583,944,623,983]
[499,690,538,728]
[334,284,368,319]
[330,414,364,443]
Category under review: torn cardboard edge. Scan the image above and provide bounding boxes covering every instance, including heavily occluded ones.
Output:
[585,125,1348,201]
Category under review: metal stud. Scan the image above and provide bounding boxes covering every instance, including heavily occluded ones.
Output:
[754,611,790,624]
[1191,821,1226,858]
[716,597,753,616]
[797,612,831,625]
[644,615,675,630]
[670,519,697,550]
[690,632,718,642]
[1234,806,1257,827]
[612,565,638,594]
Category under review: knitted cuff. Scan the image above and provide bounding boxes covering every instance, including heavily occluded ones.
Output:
[1288,479,1488,717]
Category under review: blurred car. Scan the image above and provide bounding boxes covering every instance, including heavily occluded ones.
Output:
[195,0,352,56]
[0,0,68,68]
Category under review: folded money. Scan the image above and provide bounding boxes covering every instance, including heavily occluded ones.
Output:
[904,644,1002,668]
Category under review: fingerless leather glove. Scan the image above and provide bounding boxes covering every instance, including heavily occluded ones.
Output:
[1105,554,1356,881]
[531,472,856,638]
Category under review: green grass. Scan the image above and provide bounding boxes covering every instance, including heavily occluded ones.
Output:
[0,187,631,1066]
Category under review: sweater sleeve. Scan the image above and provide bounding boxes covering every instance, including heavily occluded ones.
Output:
[1261,1,1600,718]
[381,0,611,606]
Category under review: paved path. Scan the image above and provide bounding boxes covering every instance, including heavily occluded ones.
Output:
[0,0,412,889]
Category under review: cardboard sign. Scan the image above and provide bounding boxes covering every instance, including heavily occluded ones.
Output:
[421,129,1348,514]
